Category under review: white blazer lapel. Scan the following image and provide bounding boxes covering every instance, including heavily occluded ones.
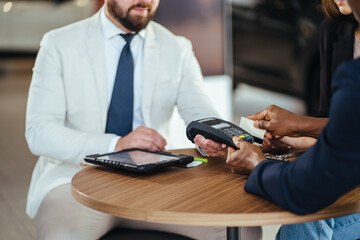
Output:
[85,12,108,130]
[142,23,159,127]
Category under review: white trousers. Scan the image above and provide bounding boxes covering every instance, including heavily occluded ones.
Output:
[36,184,262,240]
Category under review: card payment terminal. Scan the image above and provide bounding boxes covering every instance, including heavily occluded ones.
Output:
[186,117,254,149]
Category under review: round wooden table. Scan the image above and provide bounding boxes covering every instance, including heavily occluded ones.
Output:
[72,149,360,239]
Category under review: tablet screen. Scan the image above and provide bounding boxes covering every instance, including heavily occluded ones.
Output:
[101,150,179,166]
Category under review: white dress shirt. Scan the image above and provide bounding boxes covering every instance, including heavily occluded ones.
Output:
[100,8,146,151]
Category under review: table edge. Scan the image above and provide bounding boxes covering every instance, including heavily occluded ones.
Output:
[71,184,360,226]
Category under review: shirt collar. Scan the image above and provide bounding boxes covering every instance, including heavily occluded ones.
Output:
[100,6,146,40]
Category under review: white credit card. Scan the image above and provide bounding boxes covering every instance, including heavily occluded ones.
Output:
[239,117,266,140]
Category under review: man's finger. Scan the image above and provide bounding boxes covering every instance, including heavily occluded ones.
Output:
[194,134,205,144]
[143,133,166,150]
[151,129,167,147]
[154,130,167,147]
[204,139,223,149]
[139,127,167,147]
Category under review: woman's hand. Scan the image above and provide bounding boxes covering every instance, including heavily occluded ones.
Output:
[261,136,317,153]
[247,105,303,138]
[226,137,266,175]
[247,105,327,139]
[279,136,317,150]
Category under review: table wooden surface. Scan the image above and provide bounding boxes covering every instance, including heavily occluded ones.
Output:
[71,149,360,227]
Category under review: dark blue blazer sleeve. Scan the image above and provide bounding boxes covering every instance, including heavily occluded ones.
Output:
[244,59,360,215]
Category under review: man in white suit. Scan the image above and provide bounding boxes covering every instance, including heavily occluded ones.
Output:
[25,0,232,239]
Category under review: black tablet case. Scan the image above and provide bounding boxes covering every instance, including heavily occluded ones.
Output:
[84,148,194,173]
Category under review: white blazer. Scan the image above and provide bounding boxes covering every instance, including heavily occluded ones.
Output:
[25,12,219,218]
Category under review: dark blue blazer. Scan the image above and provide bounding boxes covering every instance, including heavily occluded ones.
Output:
[245,58,360,215]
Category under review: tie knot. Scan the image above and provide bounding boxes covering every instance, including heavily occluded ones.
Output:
[120,33,135,44]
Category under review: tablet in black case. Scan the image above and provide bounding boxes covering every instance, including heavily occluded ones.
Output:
[84,148,194,173]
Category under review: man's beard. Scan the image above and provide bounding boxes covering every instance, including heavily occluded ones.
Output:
[107,1,156,32]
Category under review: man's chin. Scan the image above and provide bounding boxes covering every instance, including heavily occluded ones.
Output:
[121,11,154,32]
[123,21,148,33]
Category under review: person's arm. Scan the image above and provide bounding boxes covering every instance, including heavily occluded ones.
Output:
[174,38,227,156]
[247,105,328,139]
[175,37,219,121]
[243,60,360,214]
[25,32,118,165]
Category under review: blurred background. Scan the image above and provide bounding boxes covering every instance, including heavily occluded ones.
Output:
[0,0,323,239]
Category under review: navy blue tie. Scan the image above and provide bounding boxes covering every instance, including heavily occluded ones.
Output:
[106,33,135,136]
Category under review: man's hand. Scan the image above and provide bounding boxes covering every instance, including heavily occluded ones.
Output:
[194,134,227,157]
[115,126,167,151]
[226,137,265,175]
